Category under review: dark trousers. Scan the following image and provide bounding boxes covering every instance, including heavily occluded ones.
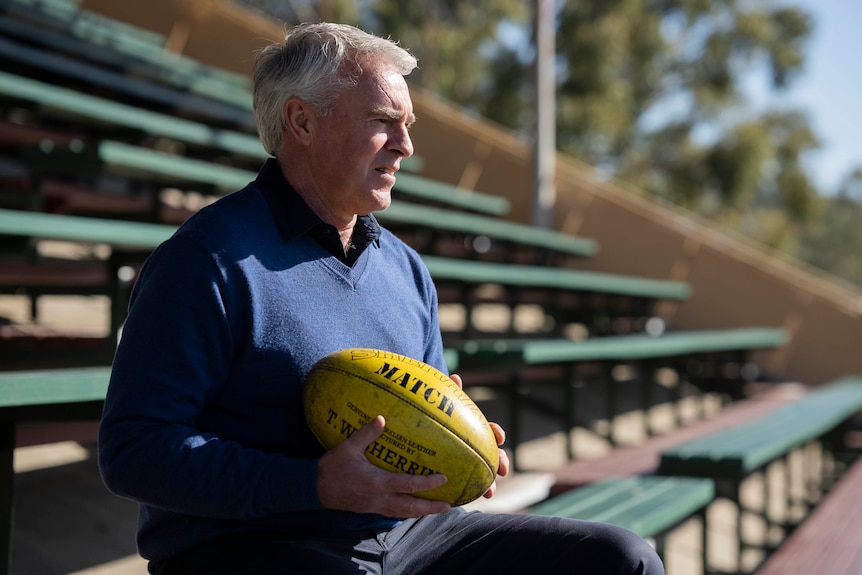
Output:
[149,507,664,575]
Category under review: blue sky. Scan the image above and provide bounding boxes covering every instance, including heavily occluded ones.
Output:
[763,0,862,194]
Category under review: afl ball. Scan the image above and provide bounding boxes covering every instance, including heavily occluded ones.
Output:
[303,348,499,506]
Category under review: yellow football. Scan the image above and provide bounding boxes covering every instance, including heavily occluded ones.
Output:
[303,348,500,506]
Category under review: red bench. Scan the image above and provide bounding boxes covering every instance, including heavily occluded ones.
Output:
[755,455,862,575]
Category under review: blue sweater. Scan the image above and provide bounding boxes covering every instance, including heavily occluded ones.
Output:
[98,161,447,561]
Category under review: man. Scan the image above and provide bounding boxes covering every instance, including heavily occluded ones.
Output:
[98,22,664,574]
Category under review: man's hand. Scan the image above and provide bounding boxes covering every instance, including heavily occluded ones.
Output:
[317,415,451,517]
[448,373,510,500]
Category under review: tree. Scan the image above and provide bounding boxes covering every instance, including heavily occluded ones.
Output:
[551,2,816,223]
[798,169,862,286]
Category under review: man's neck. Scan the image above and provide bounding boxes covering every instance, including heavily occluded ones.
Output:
[280,162,356,252]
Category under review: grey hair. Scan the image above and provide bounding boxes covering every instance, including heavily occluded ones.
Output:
[253,22,418,156]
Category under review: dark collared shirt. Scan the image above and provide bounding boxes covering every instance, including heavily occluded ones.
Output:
[254,158,382,267]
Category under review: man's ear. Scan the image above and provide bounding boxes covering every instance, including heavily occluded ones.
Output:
[284,98,313,145]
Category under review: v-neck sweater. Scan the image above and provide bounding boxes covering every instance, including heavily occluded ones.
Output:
[98,161,446,561]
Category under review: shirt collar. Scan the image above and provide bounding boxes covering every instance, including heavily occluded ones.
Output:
[254,157,382,251]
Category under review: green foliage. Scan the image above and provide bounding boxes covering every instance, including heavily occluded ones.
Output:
[799,170,862,286]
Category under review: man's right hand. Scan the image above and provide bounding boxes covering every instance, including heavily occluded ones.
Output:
[316,415,452,517]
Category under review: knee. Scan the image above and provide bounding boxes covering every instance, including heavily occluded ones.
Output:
[592,523,665,575]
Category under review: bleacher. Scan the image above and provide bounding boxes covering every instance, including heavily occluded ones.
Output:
[1,1,860,574]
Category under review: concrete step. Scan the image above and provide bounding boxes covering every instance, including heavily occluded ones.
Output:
[462,471,555,513]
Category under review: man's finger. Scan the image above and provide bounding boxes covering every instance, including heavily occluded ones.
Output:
[343,415,386,452]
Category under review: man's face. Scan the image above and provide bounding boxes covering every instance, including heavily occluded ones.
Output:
[308,61,415,220]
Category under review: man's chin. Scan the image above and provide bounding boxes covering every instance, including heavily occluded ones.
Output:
[367,192,392,214]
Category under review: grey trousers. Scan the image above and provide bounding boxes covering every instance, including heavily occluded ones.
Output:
[149,507,664,575]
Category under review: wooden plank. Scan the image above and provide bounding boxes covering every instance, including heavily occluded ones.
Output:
[529,475,715,539]
[551,383,805,493]
[0,363,110,575]
[453,328,788,470]
[0,35,256,129]
[0,2,250,99]
[393,172,510,216]
[378,202,597,258]
[98,141,255,190]
[456,328,788,367]
[0,70,265,160]
[0,367,111,409]
[97,143,511,216]
[755,457,862,575]
[659,376,862,478]
[0,208,174,248]
[422,255,691,300]
[0,261,110,288]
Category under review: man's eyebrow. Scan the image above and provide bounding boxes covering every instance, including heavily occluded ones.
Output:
[372,107,416,125]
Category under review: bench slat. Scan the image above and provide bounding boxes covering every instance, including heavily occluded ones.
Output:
[551,384,805,493]
[659,377,862,478]
[378,202,597,258]
[422,255,691,300]
[456,328,787,367]
[529,475,714,538]
[0,207,174,249]
[755,457,862,575]
[0,261,111,288]
[0,367,111,408]
[0,35,256,129]
[0,70,265,160]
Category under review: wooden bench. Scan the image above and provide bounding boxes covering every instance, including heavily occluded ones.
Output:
[0,1,252,109]
[378,201,597,263]
[658,376,862,574]
[14,138,510,216]
[423,255,691,339]
[0,69,265,163]
[0,33,256,131]
[0,366,111,575]
[453,328,788,469]
[99,142,511,215]
[754,455,862,575]
[528,475,715,567]
[0,207,174,249]
[549,382,806,495]
[0,208,175,349]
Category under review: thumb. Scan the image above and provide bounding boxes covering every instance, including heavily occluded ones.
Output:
[345,415,386,452]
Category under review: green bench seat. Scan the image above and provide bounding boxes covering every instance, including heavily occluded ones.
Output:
[100,142,511,216]
[0,3,252,108]
[378,202,597,262]
[0,70,265,161]
[422,254,690,339]
[423,255,690,300]
[0,34,257,130]
[0,207,175,249]
[658,376,862,480]
[389,172,509,216]
[529,475,714,562]
[0,208,175,347]
[454,328,788,469]
[658,376,862,574]
[16,139,510,217]
[0,366,111,575]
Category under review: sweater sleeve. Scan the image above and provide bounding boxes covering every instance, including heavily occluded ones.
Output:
[98,235,322,519]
